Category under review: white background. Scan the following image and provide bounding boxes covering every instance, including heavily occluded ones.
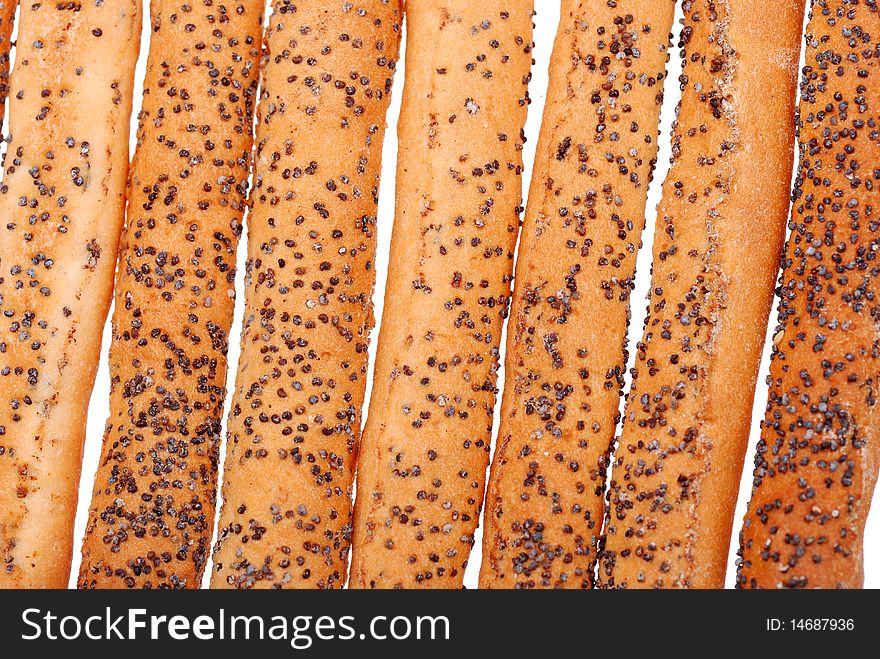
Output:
[3,2,872,589]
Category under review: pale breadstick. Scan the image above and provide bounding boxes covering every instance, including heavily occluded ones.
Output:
[78,0,263,589]
[599,0,806,589]
[211,0,402,590]
[738,0,880,589]
[480,0,675,590]
[0,0,141,588]
[350,0,534,589]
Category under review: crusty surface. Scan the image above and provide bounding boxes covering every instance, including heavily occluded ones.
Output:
[738,0,880,589]
[600,0,806,589]
[78,0,263,589]
[350,0,534,589]
[479,0,675,590]
[211,0,402,590]
[0,0,16,127]
[0,0,141,588]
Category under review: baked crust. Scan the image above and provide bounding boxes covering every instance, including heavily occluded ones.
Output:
[0,0,141,588]
[211,0,402,590]
[350,0,535,589]
[479,0,676,590]
[600,0,806,589]
[78,0,263,589]
[738,0,880,589]
[0,0,16,128]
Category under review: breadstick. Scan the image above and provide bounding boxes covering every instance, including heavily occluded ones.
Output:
[350,0,534,589]
[599,0,806,589]
[0,0,141,588]
[77,0,263,589]
[738,0,880,589]
[479,0,675,590]
[0,0,16,128]
[211,0,402,590]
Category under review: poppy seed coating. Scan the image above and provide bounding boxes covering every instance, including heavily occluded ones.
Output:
[350,0,535,589]
[211,0,402,590]
[738,0,880,590]
[479,0,675,590]
[78,0,263,589]
[0,0,142,588]
[600,0,806,589]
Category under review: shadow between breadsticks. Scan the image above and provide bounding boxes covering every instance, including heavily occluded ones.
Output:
[738,0,880,590]
[0,0,141,588]
[599,0,807,589]
[211,0,402,589]
[79,0,263,589]
[350,0,535,589]
[479,0,676,590]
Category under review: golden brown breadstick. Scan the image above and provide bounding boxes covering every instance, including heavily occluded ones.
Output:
[211,0,402,590]
[350,0,534,589]
[0,0,141,588]
[479,0,675,590]
[78,0,263,589]
[738,0,880,589]
[0,0,17,128]
[599,0,806,589]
